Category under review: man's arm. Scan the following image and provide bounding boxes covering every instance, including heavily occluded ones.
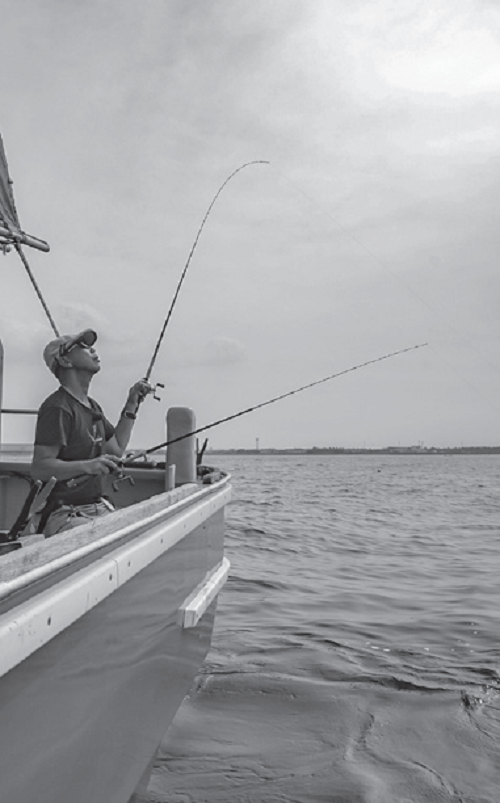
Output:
[106,417,135,457]
[31,444,120,482]
[105,379,153,457]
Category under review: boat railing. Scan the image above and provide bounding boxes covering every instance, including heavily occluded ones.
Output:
[0,409,37,415]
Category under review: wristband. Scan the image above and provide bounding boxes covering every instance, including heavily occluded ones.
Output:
[121,409,137,420]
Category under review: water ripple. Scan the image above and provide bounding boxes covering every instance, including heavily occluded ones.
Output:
[146,454,500,802]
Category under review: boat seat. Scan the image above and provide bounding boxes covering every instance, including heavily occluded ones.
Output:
[0,477,56,549]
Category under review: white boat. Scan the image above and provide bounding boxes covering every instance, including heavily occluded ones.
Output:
[0,356,231,802]
[0,133,232,803]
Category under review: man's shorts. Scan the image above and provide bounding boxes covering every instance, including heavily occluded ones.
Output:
[44,498,114,537]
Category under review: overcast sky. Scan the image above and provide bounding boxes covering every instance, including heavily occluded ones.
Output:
[1,0,499,449]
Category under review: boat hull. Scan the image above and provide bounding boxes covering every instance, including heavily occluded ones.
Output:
[0,477,230,803]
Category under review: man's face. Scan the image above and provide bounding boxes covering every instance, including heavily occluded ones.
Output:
[66,342,101,374]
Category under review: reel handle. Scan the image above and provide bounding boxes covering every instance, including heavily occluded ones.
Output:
[129,379,163,417]
[152,382,164,401]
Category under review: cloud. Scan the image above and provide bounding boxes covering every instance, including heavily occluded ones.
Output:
[426,126,499,155]
[1,0,500,447]
[55,302,111,338]
[202,336,247,366]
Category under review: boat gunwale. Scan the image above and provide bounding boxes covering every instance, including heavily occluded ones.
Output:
[0,472,231,603]
[0,484,230,681]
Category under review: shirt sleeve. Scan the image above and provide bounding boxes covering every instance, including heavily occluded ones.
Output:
[90,398,115,442]
[103,415,115,442]
[34,404,72,450]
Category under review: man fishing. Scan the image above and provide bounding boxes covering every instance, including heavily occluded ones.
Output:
[31,328,152,536]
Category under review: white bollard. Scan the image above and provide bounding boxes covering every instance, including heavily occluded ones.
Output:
[0,339,3,448]
[166,407,196,486]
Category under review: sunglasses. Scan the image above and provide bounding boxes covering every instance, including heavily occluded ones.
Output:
[62,341,94,356]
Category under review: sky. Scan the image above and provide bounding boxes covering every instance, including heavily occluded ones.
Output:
[0,0,499,450]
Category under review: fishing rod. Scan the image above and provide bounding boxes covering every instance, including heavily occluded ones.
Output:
[128,342,428,462]
[0,133,58,335]
[0,209,59,337]
[137,160,270,408]
[13,243,59,336]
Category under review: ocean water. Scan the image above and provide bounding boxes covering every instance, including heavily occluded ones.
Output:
[142,454,500,803]
[4,449,498,800]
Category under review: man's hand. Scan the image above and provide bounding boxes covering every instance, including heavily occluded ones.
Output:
[126,379,154,408]
[32,445,121,483]
[84,455,122,476]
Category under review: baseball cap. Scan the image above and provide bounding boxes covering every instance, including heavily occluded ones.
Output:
[43,329,98,375]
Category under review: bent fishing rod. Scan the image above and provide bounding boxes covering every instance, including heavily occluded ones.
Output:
[128,342,428,462]
[137,160,270,407]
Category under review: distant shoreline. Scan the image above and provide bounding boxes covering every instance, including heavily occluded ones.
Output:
[3,444,500,458]
[207,447,500,456]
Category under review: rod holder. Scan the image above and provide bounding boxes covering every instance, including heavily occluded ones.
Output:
[166,464,176,491]
[0,226,50,252]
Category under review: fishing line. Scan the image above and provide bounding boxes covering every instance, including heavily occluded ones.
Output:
[270,164,500,390]
[131,343,427,459]
[270,163,450,319]
[143,160,270,383]
[425,342,497,412]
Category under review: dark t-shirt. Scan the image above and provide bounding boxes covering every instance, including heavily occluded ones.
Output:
[35,387,115,505]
